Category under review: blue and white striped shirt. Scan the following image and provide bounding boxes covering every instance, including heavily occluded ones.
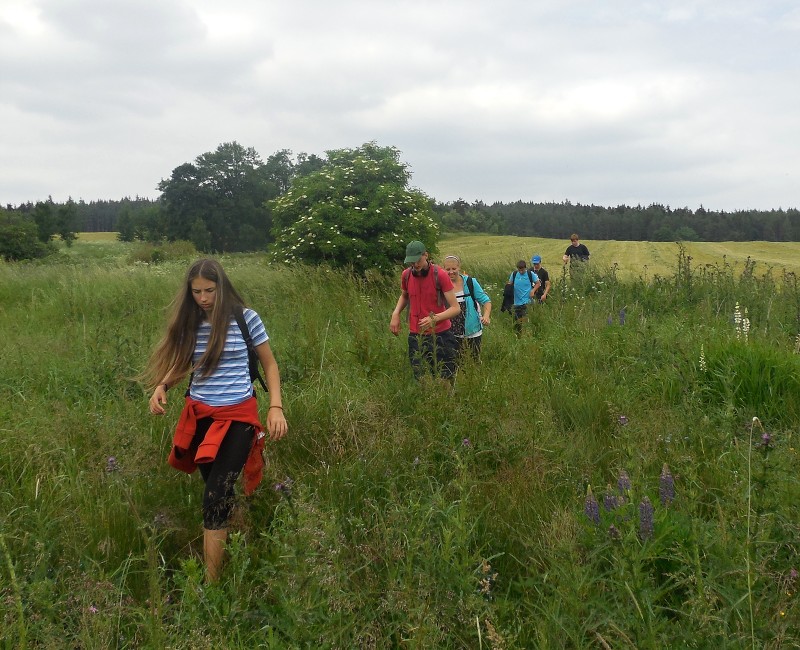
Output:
[189,308,269,407]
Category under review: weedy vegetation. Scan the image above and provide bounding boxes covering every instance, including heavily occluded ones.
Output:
[1,236,799,648]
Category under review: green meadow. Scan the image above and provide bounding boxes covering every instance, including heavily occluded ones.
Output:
[1,235,799,648]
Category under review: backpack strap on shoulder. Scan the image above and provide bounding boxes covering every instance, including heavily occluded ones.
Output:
[233,305,269,394]
[432,264,445,307]
[466,275,479,312]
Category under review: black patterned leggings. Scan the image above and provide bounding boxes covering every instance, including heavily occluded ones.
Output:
[190,417,254,529]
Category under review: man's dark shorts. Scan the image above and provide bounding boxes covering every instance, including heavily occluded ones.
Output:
[407,329,458,380]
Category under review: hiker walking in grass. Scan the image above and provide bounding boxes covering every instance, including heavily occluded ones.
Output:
[563,233,590,264]
[390,241,461,380]
[531,254,550,303]
[506,259,540,336]
[443,254,492,360]
[144,258,287,583]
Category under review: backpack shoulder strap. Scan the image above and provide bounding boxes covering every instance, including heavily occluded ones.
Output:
[233,305,268,393]
[432,264,445,307]
[466,275,479,312]
[527,270,535,287]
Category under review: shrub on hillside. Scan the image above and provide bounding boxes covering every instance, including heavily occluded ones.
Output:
[0,219,54,261]
[269,142,440,274]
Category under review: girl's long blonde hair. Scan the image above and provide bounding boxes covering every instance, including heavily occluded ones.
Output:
[142,259,246,390]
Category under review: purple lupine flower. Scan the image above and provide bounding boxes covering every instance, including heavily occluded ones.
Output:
[603,485,618,511]
[659,463,675,506]
[106,456,119,473]
[618,415,629,426]
[273,476,294,498]
[617,470,631,493]
[619,309,626,326]
[639,497,655,541]
[584,485,600,525]
[761,432,772,449]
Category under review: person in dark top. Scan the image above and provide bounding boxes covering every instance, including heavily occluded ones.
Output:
[563,234,590,264]
[531,254,550,302]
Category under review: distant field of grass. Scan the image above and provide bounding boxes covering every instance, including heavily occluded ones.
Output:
[441,234,800,280]
[75,231,119,242]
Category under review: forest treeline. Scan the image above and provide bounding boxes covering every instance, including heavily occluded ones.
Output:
[3,139,799,262]
[435,199,800,242]
[6,196,799,244]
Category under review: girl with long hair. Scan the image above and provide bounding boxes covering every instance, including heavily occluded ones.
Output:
[143,258,287,581]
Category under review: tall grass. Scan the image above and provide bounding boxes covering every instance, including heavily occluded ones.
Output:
[1,242,799,648]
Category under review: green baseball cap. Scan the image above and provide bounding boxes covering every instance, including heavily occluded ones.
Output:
[404,241,426,264]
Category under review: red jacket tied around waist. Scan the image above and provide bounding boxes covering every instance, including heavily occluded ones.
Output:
[168,396,265,495]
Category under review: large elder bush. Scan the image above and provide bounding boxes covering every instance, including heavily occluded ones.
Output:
[269,142,439,274]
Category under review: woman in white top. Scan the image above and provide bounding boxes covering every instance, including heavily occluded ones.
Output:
[443,255,492,360]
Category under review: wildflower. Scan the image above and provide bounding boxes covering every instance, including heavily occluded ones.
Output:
[607,315,613,326]
[791,568,799,580]
[477,560,498,600]
[608,524,621,540]
[106,456,119,473]
[639,497,654,541]
[584,485,600,525]
[603,485,618,511]
[761,432,772,449]
[273,476,294,498]
[617,469,631,493]
[618,415,629,426]
[88,605,98,614]
[619,309,626,326]
[659,464,675,506]
[462,438,472,448]
[699,344,707,371]
[412,456,420,467]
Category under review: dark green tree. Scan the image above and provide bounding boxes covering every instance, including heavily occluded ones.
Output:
[116,206,136,242]
[270,141,440,274]
[157,142,276,252]
[33,198,57,243]
[56,198,80,247]
[0,209,53,260]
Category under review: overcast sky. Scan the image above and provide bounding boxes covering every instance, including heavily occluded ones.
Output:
[1,0,798,211]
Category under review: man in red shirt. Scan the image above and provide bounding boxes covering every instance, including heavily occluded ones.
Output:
[390,241,461,380]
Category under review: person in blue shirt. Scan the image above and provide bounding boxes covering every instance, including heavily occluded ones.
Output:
[506,260,540,336]
[443,255,492,360]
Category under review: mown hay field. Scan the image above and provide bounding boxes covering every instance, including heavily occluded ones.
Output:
[440,234,800,280]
